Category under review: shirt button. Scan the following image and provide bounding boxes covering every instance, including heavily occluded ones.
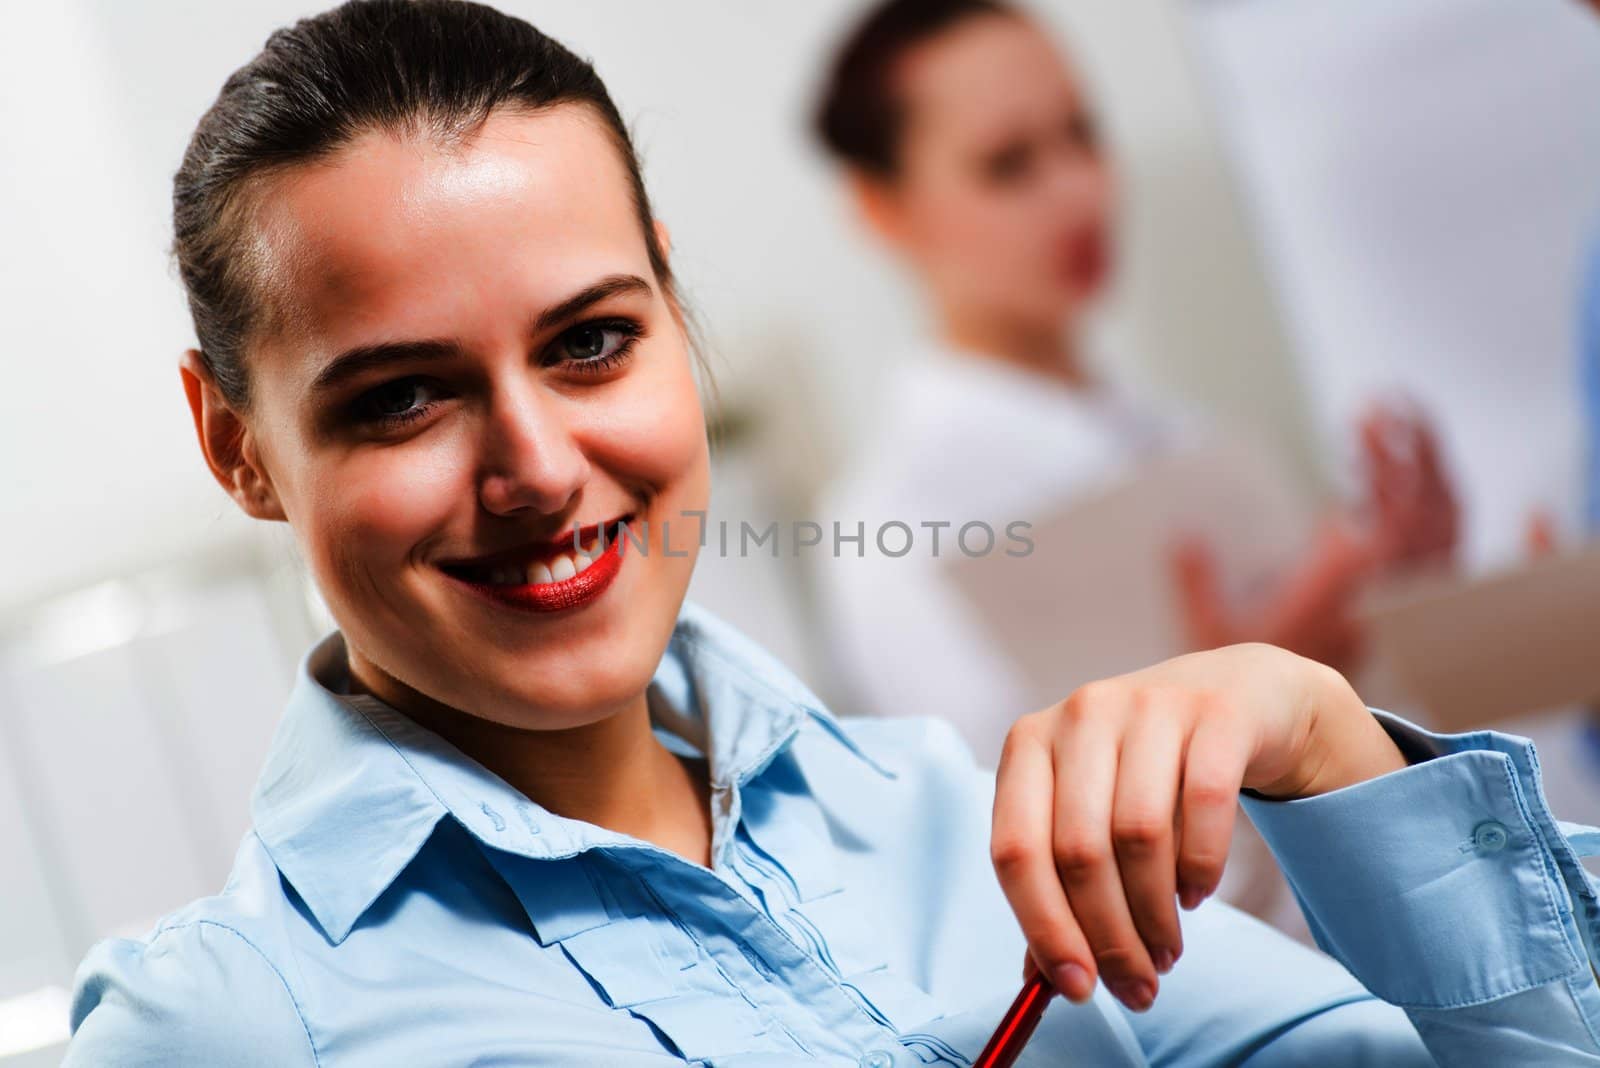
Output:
[1473,820,1509,854]
[860,1051,896,1068]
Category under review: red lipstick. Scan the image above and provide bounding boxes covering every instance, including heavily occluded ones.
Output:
[442,517,631,614]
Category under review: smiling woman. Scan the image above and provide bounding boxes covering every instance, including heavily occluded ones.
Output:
[60,1,1600,1066]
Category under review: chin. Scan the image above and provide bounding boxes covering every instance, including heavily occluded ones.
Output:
[465,601,680,728]
[487,657,656,730]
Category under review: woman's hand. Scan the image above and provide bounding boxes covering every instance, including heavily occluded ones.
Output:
[1171,521,1373,671]
[1168,406,1459,674]
[1360,404,1459,569]
[989,644,1408,1013]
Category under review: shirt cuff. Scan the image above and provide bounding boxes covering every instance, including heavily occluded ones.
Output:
[1240,708,1600,1009]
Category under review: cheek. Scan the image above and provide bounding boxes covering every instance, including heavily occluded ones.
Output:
[578,346,708,502]
[301,444,468,589]
[913,181,1038,277]
[1070,164,1116,232]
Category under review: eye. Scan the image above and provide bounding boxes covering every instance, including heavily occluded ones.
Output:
[982,140,1035,186]
[1065,111,1098,153]
[546,319,644,373]
[350,377,443,428]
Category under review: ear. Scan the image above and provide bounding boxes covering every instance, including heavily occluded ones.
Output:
[652,217,673,257]
[845,167,909,250]
[178,348,287,522]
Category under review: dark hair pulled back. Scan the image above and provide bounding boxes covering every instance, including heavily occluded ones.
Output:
[172,0,674,408]
[812,0,1014,177]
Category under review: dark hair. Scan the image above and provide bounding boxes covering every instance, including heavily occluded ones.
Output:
[172,0,676,409]
[812,0,1015,176]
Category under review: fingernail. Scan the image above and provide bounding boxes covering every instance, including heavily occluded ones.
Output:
[1111,979,1155,1011]
[1178,883,1208,910]
[1051,963,1093,1002]
[1152,949,1175,974]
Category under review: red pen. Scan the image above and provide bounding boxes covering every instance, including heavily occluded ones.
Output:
[973,972,1056,1068]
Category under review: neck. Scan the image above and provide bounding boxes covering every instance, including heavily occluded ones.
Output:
[345,655,712,867]
[940,303,1090,389]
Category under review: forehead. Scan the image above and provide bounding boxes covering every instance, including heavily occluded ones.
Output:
[249,105,645,363]
[897,16,1082,145]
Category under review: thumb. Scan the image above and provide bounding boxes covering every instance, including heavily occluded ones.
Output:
[1525,509,1557,559]
[1171,538,1231,650]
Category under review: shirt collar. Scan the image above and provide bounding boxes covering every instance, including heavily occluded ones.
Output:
[249,599,889,945]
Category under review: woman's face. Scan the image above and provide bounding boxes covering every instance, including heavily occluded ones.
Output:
[212,105,709,730]
[876,14,1114,332]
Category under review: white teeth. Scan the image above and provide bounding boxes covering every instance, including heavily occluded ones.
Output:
[457,537,611,588]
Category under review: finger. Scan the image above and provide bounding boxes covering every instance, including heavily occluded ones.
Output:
[1111,693,1186,974]
[1361,408,1423,522]
[1408,419,1459,556]
[1177,705,1250,907]
[1051,694,1160,1011]
[991,716,1096,1003]
[1357,407,1392,476]
[1170,539,1230,650]
[1262,524,1371,638]
[1525,510,1557,558]
[1411,416,1449,495]
[1370,434,1417,517]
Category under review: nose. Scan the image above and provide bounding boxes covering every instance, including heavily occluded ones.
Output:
[476,384,591,518]
[1047,154,1102,216]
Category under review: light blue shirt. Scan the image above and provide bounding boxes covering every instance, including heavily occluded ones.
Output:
[65,601,1600,1066]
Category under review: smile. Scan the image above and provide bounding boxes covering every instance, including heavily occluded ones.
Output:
[437,515,633,614]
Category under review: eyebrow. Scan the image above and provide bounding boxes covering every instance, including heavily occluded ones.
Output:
[309,337,467,395]
[534,273,653,333]
[307,273,655,395]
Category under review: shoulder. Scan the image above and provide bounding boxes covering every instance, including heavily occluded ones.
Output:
[64,835,319,1067]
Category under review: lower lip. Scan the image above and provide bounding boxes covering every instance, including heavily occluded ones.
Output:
[447,529,627,614]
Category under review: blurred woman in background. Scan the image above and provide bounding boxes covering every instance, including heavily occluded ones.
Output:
[808,0,1458,768]
[807,0,1460,934]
